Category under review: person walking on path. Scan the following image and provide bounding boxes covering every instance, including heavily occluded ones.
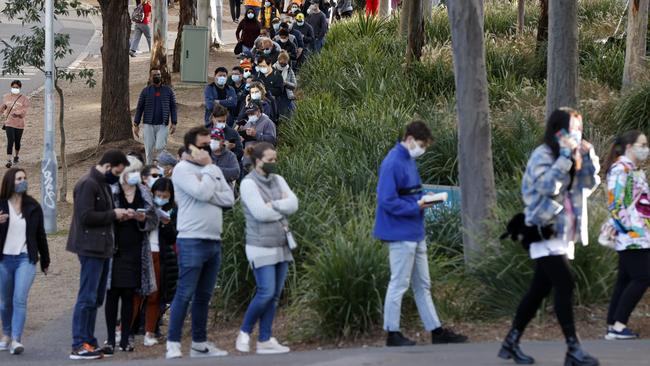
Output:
[166,127,235,360]
[130,0,152,57]
[230,0,242,22]
[603,130,650,341]
[67,150,131,360]
[235,142,298,355]
[133,69,178,165]
[237,9,262,54]
[0,168,49,356]
[0,81,30,169]
[374,120,467,347]
[498,108,600,366]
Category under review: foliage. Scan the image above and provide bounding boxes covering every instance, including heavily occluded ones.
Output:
[597,83,650,134]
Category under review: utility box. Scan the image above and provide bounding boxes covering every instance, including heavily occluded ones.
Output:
[181,25,209,84]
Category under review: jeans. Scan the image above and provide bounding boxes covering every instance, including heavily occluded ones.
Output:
[167,239,221,343]
[383,241,441,332]
[240,261,289,342]
[0,253,36,341]
[130,22,152,52]
[143,124,169,165]
[607,249,650,325]
[71,255,110,349]
[313,38,325,53]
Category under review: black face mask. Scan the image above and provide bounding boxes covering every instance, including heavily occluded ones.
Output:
[152,76,162,85]
[105,170,119,184]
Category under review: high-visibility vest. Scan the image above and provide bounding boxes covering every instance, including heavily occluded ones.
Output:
[244,0,262,8]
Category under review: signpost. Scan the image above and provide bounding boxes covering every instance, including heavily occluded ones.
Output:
[42,0,58,233]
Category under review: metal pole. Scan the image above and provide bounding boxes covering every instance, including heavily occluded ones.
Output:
[42,0,58,233]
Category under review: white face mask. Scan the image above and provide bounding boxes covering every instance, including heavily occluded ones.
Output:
[633,145,650,162]
[243,71,252,78]
[248,114,259,123]
[251,92,262,100]
[126,172,141,186]
[408,140,426,159]
[570,130,582,145]
[215,122,226,129]
[247,12,255,19]
[210,139,221,151]
[257,66,269,74]
[10,88,20,95]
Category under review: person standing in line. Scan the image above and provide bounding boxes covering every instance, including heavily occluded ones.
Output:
[67,150,131,360]
[306,0,328,53]
[603,130,650,340]
[156,150,178,178]
[208,105,244,163]
[141,165,161,189]
[374,120,467,347]
[204,67,238,127]
[235,142,298,355]
[0,81,30,169]
[0,168,49,355]
[166,127,235,359]
[209,129,240,185]
[239,102,277,148]
[133,69,178,165]
[130,0,153,57]
[244,0,262,17]
[498,108,599,366]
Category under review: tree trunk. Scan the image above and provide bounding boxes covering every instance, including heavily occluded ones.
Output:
[54,81,67,202]
[545,0,578,119]
[400,0,409,37]
[173,0,197,72]
[98,0,132,143]
[210,0,224,46]
[447,0,496,265]
[423,0,432,21]
[622,0,649,90]
[517,0,525,35]
[379,0,391,18]
[405,0,423,65]
[536,0,549,53]
[152,0,171,85]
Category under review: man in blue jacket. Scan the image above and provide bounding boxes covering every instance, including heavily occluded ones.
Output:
[204,67,238,127]
[374,120,467,347]
[133,69,178,164]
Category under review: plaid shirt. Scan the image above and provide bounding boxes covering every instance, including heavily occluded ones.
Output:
[522,144,600,245]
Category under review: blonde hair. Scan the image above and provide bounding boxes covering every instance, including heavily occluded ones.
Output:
[278,50,290,63]
[262,38,274,48]
[120,155,143,183]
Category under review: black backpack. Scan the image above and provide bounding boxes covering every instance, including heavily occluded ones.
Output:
[132,4,145,23]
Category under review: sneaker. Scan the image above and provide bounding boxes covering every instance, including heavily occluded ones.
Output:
[144,334,159,347]
[166,341,182,360]
[235,331,250,353]
[119,343,134,352]
[256,337,290,354]
[386,332,416,347]
[5,160,11,169]
[12,156,18,164]
[9,340,24,355]
[100,342,114,357]
[605,327,639,340]
[190,341,228,358]
[0,335,9,351]
[431,327,468,344]
[70,343,103,360]
[115,330,121,345]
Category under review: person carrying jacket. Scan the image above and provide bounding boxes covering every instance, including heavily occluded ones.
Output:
[204,67,238,127]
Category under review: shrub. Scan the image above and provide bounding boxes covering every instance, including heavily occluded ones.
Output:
[597,83,650,134]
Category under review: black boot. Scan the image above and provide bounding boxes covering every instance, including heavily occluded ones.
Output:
[497,329,535,364]
[386,331,416,347]
[564,337,599,366]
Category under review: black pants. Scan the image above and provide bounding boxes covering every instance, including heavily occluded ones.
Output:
[5,126,23,156]
[105,287,136,348]
[512,255,576,340]
[230,0,241,21]
[607,249,650,325]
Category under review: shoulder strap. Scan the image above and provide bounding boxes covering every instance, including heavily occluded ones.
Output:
[5,95,21,116]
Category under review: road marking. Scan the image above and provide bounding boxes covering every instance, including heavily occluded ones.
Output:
[0,77,30,80]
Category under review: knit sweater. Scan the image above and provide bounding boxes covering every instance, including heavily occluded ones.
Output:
[307,11,328,39]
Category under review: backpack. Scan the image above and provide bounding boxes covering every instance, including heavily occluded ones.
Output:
[132,4,145,23]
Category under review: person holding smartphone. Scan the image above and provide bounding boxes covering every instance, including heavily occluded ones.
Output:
[374,120,467,347]
[498,108,600,366]
[102,155,158,354]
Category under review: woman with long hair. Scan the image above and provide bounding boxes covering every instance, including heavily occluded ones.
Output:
[602,130,650,340]
[0,168,50,355]
[498,108,600,366]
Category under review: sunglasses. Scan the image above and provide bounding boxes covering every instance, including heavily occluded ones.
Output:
[150,173,161,178]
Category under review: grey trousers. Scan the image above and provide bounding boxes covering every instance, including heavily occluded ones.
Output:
[130,23,152,52]
[143,124,169,165]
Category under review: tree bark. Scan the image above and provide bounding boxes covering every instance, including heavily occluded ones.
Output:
[405,0,424,65]
[536,0,549,53]
[517,0,525,35]
[98,0,132,143]
[54,81,67,202]
[379,0,391,17]
[423,0,432,21]
[545,0,578,119]
[622,0,649,90]
[173,0,197,72]
[447,0,496,265]
[400,0,409,37]
[152,0,171,85]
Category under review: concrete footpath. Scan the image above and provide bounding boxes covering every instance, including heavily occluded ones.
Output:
[2,339,649,365]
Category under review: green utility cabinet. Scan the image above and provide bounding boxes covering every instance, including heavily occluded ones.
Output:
[181,25,209,84]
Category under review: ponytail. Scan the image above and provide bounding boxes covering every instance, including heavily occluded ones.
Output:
[603,130,643,173]
[245,142,276,166]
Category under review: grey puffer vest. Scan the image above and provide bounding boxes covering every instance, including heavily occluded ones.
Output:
[243,171,288,248]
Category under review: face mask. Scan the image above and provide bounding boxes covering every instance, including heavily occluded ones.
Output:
[126,172,141,186]
[10,88,20,95]
[259,66,269,74]
[633,146,650,162]
[273,24,280,31]
[408,141,426,159]
[263,48,272,55]
[215,122,226,129]
[279,63,288,68]
[570,130,582,145]
[243,71,251,78]
[147,176,159,188]
[265,1,271,6]
[216,76,227,86]
[105,170,120,185]
[247,12,255,19]
[15,180,27,194]
[154,196,169,207]
[248,115,259,123]
[297,21,304,26]
[245,83,251,91]
[199,144,212,153]
[292,7,299,12]
[261,162,277,175]
[152,76,162,85]
[210,139,221,151]
[231,75,241,83]
[251,92,262,100]
[280,38,288,43]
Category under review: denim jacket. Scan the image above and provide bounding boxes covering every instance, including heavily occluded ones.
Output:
[522,144,600,245]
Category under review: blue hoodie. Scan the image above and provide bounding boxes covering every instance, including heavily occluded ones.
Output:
[373,143,425,242]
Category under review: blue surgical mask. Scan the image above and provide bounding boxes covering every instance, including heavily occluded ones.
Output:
[154,196,169,207]
[248,115,259,123]
[231,75,241,83]
[247,12,255,19]
[216,76,227,86]
[273,24,280,31]
[126,172,141,186]
[15,180,28,194]
[264,48,272,55]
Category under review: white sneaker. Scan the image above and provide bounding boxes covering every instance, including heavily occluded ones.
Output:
[166,341,182,359]
[144,334,159,347]
[256,337,290,354]
[9,340,24,355]
[115,330,121,345]
[190,341,228,358]
[235,331,251,353]
[0,335,9,351]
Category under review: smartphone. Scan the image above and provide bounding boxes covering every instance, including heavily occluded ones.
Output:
[236,119,248,126]
[136,208,147,213]
[555,128,569,141]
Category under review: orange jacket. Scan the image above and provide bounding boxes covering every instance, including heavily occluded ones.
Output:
[244,0,262,8]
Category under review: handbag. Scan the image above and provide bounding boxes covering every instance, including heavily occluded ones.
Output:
[234,41,244,55]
